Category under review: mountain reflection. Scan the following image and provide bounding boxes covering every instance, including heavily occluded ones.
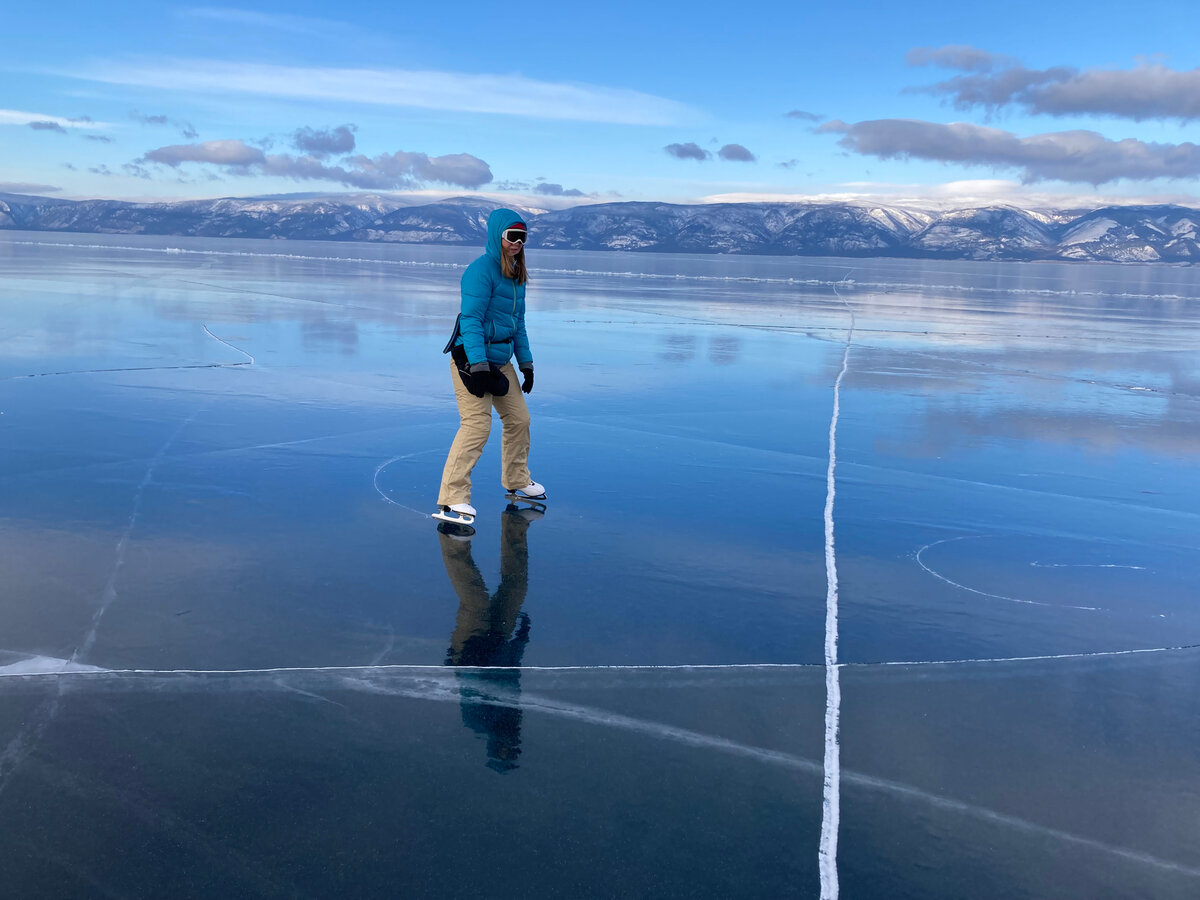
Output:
[438,506,540,773]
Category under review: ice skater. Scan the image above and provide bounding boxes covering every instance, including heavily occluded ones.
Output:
[433,208,545,527]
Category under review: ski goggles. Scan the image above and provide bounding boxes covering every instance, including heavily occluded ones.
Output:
[502,228,528,244]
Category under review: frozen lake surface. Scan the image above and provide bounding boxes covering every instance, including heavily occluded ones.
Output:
[1,231,1199,898]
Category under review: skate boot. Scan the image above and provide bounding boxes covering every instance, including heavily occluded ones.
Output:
[432,501,476,526]
[505,481,546,503]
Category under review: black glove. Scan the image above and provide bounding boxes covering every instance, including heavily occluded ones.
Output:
[520,364,534,394]
[488,363,510,397]
[466,362,490,398]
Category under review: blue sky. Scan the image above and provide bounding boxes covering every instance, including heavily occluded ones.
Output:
[4,0,1200,208]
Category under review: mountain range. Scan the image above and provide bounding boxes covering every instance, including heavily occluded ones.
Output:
[2,192,1198,264]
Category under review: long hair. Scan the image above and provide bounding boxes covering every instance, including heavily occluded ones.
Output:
[500,246,528,285]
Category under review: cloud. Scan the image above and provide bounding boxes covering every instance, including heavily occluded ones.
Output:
[778,159,800,169]
[132,110,201,139]
[144,140,267,167]
[913,64,1081,115]
[909,48,1200,122]
[182,7,362,39]
[820,118,1200,184]
[293,125,356,157]
[28,121,68,134]
[907,45,1014,73]
[1,109,110,129]
[786,109,823,121]
[533,182,585,197]
[332,151,493,189]
[73,60,696,126]
[718,143,757,162]
[138,139,492,189]
[665,142,711,161]
[85,134,115,143]
[0,182,61,194]
[1030,65,1200,121]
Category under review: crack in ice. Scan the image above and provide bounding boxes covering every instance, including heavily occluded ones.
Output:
[819,277,855,900]
[0,411,200,798]
[5,663,1198,879]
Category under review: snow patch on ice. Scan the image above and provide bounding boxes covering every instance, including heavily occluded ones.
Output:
[0,655,108,676]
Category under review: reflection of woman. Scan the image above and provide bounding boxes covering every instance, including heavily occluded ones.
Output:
[439,507,538,772]
[434,209,545,527]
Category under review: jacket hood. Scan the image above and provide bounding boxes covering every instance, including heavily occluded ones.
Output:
[485,208,526,262]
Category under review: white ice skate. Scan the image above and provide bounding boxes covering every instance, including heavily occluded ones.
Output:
[432,502,476,526]
[505,481,547,506]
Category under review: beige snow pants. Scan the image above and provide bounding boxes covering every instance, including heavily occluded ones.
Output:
[437,360,531,506]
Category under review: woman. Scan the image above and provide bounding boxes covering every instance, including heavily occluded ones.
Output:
[434,208,545,526]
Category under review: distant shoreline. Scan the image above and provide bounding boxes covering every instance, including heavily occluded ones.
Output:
[2,194,1198,265]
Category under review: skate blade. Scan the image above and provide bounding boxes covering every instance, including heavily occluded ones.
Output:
[436,521,476,539]
[505,492,547,506]
[432,510,475,526]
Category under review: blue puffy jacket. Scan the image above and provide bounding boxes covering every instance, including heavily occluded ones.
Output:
[454,208,532,368]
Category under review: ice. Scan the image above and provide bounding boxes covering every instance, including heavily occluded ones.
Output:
[0,655,107,676]
[0,231,1198,897]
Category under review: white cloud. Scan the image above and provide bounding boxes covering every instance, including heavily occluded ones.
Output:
[69,60,697,126]
[0,109,111,129]
[144,140,266,167]
[137,139,494,189]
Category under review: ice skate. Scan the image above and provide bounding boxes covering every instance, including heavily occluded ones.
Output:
[505,481,547,506]
[432,501,476,526]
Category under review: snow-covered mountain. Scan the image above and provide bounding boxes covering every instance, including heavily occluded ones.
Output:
[2,192,1197,263]
[1056,206,1200,262]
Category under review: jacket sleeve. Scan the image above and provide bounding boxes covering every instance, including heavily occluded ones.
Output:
[458,261,491,365]
[513,296,532,367]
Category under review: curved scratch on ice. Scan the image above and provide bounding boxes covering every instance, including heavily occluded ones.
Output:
[916,536,1103,611]
[373,452,444,518]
